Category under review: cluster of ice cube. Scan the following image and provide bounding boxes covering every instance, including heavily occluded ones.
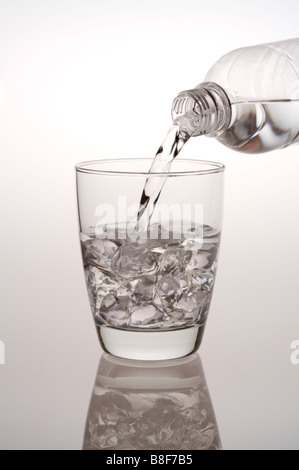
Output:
[83,388,221,450]
[81,224,219,330]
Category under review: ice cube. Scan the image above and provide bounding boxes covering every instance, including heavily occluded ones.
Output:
[184,310,199,321]
[129,305,163,326]
[161,248,192,274]
[111,243,159,279]
[134,276,156,302]
[186,252,209,270]
[189,270,214,292]
[152,294,164,312]
[165,309,185,323]
[150,244,168,255]
[210,260,218,273]
[115,283,131,299]
[84,238,119,271]
[187,290,211,321]
[80,232,93,242]
[147,223,171,240]
[97,294,130,326]
[175,295,201,322]
[87,266,120,297]
[114,279,140,305]
[176,296,199,313]
[176,274,190,293]
[155,276,182,309]
[188,290,208,305]
[99,293,117,310]
[96,223,128,242]
[180,237,203,251]
[149,230,183,255]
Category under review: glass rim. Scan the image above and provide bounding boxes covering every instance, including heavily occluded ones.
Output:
[75,158,225,177]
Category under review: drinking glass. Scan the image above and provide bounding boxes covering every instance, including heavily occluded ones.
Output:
[76,158,224,360]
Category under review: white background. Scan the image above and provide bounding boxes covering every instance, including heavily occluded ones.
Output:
[0,0,299,450]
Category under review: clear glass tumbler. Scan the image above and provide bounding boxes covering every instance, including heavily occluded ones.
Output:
[76,158,224,360]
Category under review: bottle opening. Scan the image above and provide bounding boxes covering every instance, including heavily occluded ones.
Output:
[172,82,231,138]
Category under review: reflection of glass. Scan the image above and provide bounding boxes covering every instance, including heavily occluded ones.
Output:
[83,353,222,450]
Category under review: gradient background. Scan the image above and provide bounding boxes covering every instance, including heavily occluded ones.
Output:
[0,0,299,450]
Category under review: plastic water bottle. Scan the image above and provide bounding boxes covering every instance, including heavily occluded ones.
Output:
[172,38,299,153]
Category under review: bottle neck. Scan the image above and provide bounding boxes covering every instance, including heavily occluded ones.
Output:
[171,82,231,138]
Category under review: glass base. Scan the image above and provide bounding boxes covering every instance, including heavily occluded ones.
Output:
[96,324,205,361]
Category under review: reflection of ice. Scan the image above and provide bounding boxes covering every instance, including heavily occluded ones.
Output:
[83,354,222,450]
